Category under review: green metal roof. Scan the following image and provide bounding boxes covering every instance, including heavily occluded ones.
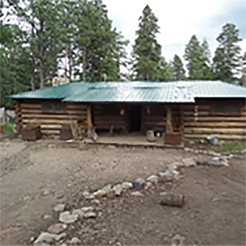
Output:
[9,81,246,103]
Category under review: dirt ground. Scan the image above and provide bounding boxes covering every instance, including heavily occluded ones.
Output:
[0,137,245,246]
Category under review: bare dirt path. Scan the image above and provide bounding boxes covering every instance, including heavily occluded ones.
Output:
[0,139,245,245]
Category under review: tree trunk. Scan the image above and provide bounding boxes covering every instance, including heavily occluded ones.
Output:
[82,47,86,82]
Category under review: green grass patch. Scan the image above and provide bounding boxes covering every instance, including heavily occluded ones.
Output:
[216,142,246,152]
[1,123,15,133]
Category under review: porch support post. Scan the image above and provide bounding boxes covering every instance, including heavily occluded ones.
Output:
[166,106,173,133]
[87,104,93,129]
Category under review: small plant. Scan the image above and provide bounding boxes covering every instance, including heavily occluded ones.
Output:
[216,142,246,152]
[1,123,15,133]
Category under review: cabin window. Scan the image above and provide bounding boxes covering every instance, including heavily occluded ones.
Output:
[43,101,65,113]
[212,102,240,114]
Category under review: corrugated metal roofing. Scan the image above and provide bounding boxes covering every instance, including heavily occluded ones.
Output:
[9,81,246,103]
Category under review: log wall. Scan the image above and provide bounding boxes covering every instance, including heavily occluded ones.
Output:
[17,100,87,135]
[143,104,166,131]
[182,99,246,140]
[93,104,126,132]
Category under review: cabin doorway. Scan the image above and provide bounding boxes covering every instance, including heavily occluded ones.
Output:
[128,104,142,132]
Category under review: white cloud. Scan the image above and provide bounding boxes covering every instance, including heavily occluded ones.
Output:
[104,0,246,61]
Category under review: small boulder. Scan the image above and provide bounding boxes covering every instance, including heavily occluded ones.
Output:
[146,175,158,183]
[182,158,196,167]
[113,184,123,196]
[69,237,81,245]
[59,211,78,224]
[158,170,173,183]
[54,204,66,212]
[132,178,145,189]
[102,184,113,193]
[47,223,67,234]
[122,182,133,190]
[83,212,97,219]
[34,232,66,244]
[93,189,107,198]
[81,206,94,212]
[72,209,84,218]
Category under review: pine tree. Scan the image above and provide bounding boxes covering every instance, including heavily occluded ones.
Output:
[158,57,175,81]
[172,54,185,80]
[132,5,162,81]
[200,39,213,80]
[213,23,242,83]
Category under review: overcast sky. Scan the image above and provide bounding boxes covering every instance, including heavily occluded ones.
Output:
[104,0,246,62]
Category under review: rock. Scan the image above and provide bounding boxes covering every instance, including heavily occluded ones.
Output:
[54,204,66,212]
[113,184,123,196]
[171,234,185,246]
[144,182,152,190]
[107,189,116,199]
[182,158,196,167]
[43,214,52,220]
[172,170,180,180]
[93,189,107,198]
[82,191,90,197]
[158,170,173,183]
[59,211,78,224]
[91,199,100,205]
[169,162,183,171]
[83,212,97,219]
[81,206,94,212]
[55,193,64,199]
[122,182,133,190]
[207,136,219,145]
[34,242,51,246]
[205,157,228,166]
[146,175,158,183]
[67,183,72,188]
[102,184,112,193]
[69,237,81,245]
[131,191,143,197]
[108,145,116,149]
[47,223,67,234]
[132,178,145,189]
[42,190,50,196]
[34,232,66,244]
[85,194,95,200]
[72,209,84,218]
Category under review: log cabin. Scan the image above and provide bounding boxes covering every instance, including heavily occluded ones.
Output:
[9,81,246,141]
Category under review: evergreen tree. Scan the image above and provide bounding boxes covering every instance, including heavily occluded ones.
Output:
[212,23,242,83]
[158,57,175,81]
[240,51,246,86]
[172,54,185,80]
[132,5,162,81]
[200,39,213,80]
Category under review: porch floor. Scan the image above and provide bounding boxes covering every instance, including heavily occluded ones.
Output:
[66,133,184,148]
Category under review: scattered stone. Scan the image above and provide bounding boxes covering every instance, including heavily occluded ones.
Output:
[107,189,116,199]
[82,191,90,197]
[83,212,97,219]
[81,206,94,212]
[171,234,185,246]
[131,191,143,197]
[42,190,50,196]
[69,237,81,245]
[85,194,95,200]
[67,183,72,188]
[91,199,100,205]
[146,175,158,183]
[122,182,133,190]
[47,223,67,234]
[34,242,50,246]
[144,182,152,190]
[108,145,116,149]
[34,232,66,244]
[113,184,123,196]
[59,211,78,224]
[172,170,180,180]
[72,209,84,218]
[183,158,196,167]
[158,170,173,183]
[132,178,145,189]
[197,157,229,167]
[55,193,64,199]
[54,204,66,212]
[93,189,107,198]
[102,184,112,193]
[207,136,219,145]
[43,214,52,220]
[199,139,205,144]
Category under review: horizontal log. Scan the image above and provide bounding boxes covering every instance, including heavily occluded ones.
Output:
[184,134,246,141]
[21,104,42,109]
[184,128,246,135]
[22,114,86,119]
[184,122,246,128]
[184,116,246,122]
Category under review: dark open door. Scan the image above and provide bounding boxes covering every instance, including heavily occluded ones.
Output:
[128,104,142,132]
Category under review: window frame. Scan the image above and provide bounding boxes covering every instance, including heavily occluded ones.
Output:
[210,100,242,116]
[42,100,66,114]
